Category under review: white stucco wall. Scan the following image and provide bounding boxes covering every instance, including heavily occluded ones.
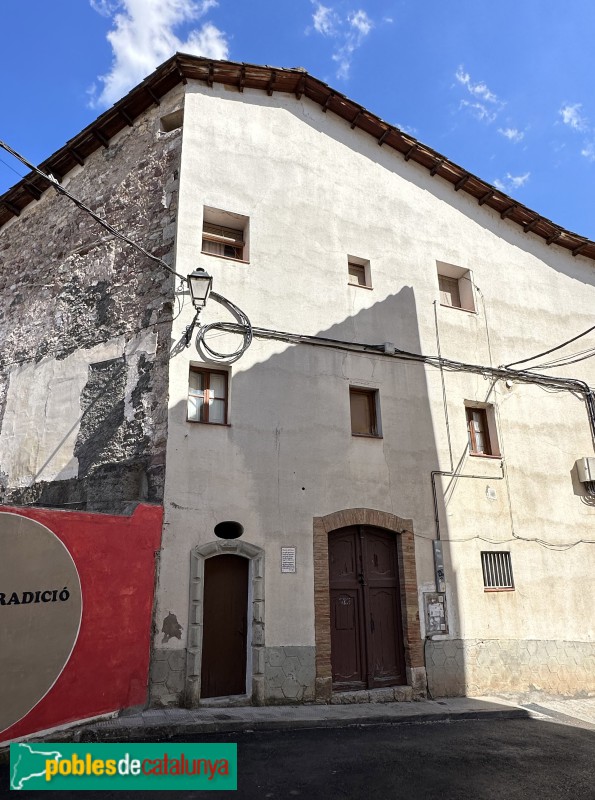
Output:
[157,81,595,670]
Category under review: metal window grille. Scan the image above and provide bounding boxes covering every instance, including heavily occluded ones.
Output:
[481,551,514,590]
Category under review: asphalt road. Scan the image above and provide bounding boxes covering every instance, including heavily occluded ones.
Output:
[2,717,594,799]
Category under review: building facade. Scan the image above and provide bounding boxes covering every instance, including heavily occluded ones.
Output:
[1,57,595,731]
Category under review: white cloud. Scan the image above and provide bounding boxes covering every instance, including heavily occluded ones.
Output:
[559,103,587,131]
[557,103,595,163]
[509,172,530,188]
[89,0,228,107]
[493,172,530,192]
[309,3,374,79]
[312,3,339,35]
[348,9,372,36]
[455,66,504,124]
[460,100,497,124]
[396,121,417,136]
[455,66,499,104]
[89,0,118,15]
[498,127,524,143]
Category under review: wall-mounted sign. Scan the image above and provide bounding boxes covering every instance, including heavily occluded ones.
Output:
[281,547,296,573]
[0,513,82,734]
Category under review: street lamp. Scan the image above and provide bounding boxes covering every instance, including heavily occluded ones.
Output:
[185,268,213,346]
[187,268,213,308]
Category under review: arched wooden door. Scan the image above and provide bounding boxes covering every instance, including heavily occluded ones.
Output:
[329,526,406,691]
[201,554,249,698]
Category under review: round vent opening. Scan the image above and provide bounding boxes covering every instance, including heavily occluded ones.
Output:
[214,521,244,540]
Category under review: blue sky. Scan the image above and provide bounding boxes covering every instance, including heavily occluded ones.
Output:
[2,0,595,238]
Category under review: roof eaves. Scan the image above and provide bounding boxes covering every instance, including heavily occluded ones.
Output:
[2,54,595,265]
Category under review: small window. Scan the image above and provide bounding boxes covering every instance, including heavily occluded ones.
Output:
[347,256,371,288]
[438,275,461,308]
[466,407,490,455]
[202,223,244,260]
[188,367,228,424]
[481,552,514,590]
[202,207,249,262]
[437,262,475,312]
[465,405,499,457]
[350,388,380,437]
[160,108,184,132]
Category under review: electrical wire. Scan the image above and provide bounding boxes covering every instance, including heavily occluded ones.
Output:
[0,156,24,179]
[194,291,253,363]
[2,136,594,542]
[504,322,595,369]
[524,347,595,371]
[0,138,187,283]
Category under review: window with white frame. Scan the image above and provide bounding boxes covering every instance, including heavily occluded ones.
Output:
[188,367,228,425]
[437,262,475,312]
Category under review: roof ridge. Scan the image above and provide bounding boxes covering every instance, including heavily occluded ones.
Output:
[1,53,594,264]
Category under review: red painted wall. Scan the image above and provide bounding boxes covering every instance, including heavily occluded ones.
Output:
[0,503,162,743]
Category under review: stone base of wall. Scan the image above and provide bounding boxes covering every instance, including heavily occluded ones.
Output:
[150,648,186,706]
[264,646,316,704]
[150,646,316,707]
[426,639,595,698]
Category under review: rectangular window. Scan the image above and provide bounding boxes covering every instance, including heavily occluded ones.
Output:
[202,223,244,260]
[202,207,249,262]
[438,275,462,308]
[348,262,367,286]
[188,367,228,424]
[350,388,380,437]
[437,262,475,312]
[466,407,490,455]
[481,552,514,590]
[347,255,372,288]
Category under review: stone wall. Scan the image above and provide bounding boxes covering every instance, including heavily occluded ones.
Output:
[426,638,595,697]
[0,89,183,512]
[264,646,316,704]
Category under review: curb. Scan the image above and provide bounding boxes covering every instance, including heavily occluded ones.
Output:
[76,707,530,741]
[0,706,530,761]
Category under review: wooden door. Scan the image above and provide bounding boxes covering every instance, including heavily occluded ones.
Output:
[329,527,405,691]
[201,554,249,699]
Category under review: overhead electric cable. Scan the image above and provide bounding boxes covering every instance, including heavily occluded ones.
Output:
[0,156,24,179]
[0,138,186,282]
[504,323,595,368]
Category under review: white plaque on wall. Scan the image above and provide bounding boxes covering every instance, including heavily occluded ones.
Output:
[281,547,296,573]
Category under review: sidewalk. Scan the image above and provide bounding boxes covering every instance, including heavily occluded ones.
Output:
[4,694,595,756]
[76,696,528,742]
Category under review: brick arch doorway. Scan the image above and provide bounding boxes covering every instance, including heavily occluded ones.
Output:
[313,509,426,702]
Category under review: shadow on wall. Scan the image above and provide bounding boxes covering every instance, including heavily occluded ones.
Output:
[2,352,161,515]
[165,286,463,703]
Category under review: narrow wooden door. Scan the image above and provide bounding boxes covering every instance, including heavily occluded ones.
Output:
[201,554,249,699]
[329,527,406,691]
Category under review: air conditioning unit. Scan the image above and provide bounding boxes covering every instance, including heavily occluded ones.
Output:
[576,457,595,483]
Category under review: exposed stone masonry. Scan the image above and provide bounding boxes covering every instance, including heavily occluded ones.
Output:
[0,88,184,512]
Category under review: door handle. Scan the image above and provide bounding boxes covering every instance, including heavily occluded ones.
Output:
[370,614,375,633]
